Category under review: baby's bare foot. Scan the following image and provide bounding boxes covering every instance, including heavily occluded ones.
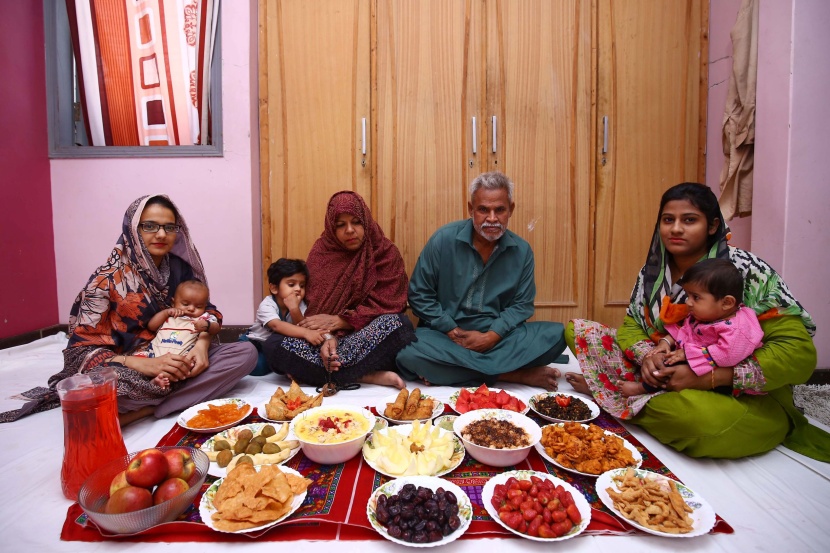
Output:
[620,381,647,397]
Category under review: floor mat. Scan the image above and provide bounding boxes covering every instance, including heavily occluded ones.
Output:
[793,384,830,427]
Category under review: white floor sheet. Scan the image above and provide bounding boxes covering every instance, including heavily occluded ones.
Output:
[1,333,828,552]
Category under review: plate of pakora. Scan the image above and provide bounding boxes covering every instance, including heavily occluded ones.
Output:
[535,422,642,477]
[177,398,252,433]
[199,463,311,534]
[258,381,324,422]
[596,468,716,537]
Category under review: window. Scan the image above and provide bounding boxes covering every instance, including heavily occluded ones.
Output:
[44,0,222,157]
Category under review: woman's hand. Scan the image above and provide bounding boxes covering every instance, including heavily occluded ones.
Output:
[319,338,341,372]
[298,314,352,332]
[185,335,211,378]
[657,362,710,392]
[640,353,669,390]
[126,354,190,382]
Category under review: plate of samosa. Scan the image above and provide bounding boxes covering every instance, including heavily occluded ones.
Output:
[259,381,324,422]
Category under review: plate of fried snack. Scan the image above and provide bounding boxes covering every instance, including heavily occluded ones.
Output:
[259,381,324,422]
[596,468,716,537]
[199,463,311,534]
[199,422,301,478]
[178,398,252,433]
[362,420,465,477]
[376,388,443,424]
[535,422,642,477]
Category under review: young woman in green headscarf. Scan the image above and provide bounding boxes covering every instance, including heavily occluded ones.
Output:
[566,183,829,460]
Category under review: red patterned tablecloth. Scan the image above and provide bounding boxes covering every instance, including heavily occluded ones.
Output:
[61,409,733,542]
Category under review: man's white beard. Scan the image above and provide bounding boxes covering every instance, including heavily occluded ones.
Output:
[475,222,505,242]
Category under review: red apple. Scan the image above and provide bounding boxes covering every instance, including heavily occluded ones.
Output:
[152,478,190,505]
[109,470,129,497]
[125,448,169,489]
[164,448,196,480]
[104,485,153,514]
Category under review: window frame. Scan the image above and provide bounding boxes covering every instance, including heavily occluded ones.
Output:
[43,0,223,158]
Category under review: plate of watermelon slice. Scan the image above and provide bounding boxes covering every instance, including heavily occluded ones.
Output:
[448,384,529,415]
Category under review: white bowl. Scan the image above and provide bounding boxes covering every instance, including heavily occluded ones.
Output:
[453,409,541,467]
[289,404,375,465]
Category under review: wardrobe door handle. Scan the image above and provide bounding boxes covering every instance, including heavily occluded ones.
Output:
[472,117,477,154]
[602,115,608,154]
[361,117,367,155]
[492,116,497,153]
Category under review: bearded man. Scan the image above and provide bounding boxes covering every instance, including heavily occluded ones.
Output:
[396,172,565,390]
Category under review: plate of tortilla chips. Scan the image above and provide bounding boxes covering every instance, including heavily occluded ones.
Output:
[375,388,443,424]
[597,468,716,537]
[259,381,324,422]
[199,463,311,534]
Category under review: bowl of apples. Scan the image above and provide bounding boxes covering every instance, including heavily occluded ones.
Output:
[78,446,209,535]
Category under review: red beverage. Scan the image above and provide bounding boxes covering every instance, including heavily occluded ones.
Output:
[57,369,128,501]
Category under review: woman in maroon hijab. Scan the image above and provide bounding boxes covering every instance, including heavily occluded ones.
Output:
[262,191,415,391]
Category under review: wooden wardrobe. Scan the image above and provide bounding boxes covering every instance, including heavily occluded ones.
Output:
[258,0,708,328]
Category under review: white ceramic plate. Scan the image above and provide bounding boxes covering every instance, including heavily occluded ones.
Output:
[201,422,301,478]
[362,424,465,478]
[256,399,322,423]
[482,470,591,541]
[447,386,529,415]
[596,468,716,538]
[528,391,600,423]
[366,475,472,547]
[199,465,307,534]
[177,398,252,433]
[433,415,457,432]
[535,423,642,477]
[374,393,444,425]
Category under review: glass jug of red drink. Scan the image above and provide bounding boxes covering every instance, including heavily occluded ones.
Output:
[56,368,128,501]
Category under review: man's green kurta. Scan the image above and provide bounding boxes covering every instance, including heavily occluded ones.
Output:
[396,220,565,386]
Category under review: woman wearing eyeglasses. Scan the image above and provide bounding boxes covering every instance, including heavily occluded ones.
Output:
[15,195,257,426]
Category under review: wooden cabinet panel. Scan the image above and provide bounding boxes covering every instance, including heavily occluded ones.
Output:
[374,0,478,267]
[487,0,592,322]
[592,0,708,326]
[259,0,370,273]
[259,0,707,324]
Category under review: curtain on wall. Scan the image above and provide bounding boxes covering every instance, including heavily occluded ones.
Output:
[66,0,219,146]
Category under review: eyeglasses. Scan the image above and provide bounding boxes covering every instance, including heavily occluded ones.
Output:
[138,221,181,234]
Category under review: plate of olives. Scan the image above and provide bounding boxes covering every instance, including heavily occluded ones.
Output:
[201,422,301,478]
[366,476,472,547]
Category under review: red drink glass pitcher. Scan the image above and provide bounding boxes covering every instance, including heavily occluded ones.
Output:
[56,368,128,501]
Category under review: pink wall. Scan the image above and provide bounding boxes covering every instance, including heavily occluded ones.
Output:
[753,0,830,368]
[0,1,59,338]
[50,0,261,326]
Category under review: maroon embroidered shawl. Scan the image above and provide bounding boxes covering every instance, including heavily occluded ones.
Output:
[305,191,408,331]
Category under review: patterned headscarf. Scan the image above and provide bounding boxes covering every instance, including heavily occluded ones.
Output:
[305,191,408,331]
[628,185,815,339]
[67,194,212,352]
